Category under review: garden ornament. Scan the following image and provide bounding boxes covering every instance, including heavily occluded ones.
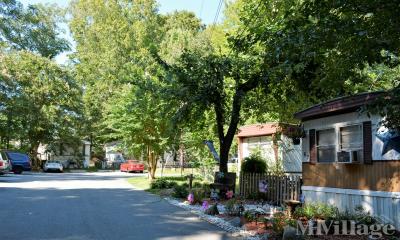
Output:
[187,193,194,204]
[210,189,219,201]
[201,200,209,211]
[238,202,245,216]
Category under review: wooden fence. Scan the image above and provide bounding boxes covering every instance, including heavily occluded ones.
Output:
[239,172,302,206]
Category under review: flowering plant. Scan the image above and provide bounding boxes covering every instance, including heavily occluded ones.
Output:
[225,190,234,199]
[187,193,194,204]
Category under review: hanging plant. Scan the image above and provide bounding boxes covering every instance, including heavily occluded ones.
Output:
[292,138,301,145]
[281,125,306,138]
[281,125,305,145]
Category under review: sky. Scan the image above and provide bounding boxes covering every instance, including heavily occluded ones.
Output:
[19,0,225,64]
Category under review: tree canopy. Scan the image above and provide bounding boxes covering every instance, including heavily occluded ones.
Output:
[0,0,70,58]
[1,0,400,173]
[0,1,80,167]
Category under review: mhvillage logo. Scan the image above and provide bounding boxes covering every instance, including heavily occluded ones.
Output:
[296,220,397,238]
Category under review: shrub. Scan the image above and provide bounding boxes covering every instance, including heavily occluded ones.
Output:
[243,210,256,222]
[247,192,263,200]
[162,176,186,181]
[293,203,338,220]
[199,183,211,197]
[193,182,202,188]
[205,203,219,215]
[243,209,267,222]
[272,212,289,236]
[167,181,178,188]
[172,185,189,198]
[150,179,165,189]
[150,178,181,189]
[192,189,206,204]
[335,205,380,226]
[241,154,267,173]
[314,203,338,220]
[225,198,240,216]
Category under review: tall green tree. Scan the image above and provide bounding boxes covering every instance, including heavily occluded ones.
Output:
[0,0,70,58]
[103,80,176,179]
[235,0,400,123]
[69,0,161,151]
[0,51,81,164]
[0,0,78,158]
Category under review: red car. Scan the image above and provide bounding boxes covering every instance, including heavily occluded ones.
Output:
[120,160,145,173]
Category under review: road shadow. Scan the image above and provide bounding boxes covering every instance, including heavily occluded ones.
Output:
[0,184,235,240]
[0,172,142,183]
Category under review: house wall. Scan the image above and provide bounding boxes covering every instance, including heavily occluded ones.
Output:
[302,186,400,229]
[237,135,302,173]
[105,142,125,163]
[37,142,91,167]
[301,112,400,228]
[303,161,400,192]
[301,112,399,162]
[105,153,125,162]
[280,135,302,173]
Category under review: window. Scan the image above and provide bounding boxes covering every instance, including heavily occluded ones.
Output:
[245,136,274,161]
[340,125,363,162]
[316,129,336,163]
[0,152,6,161]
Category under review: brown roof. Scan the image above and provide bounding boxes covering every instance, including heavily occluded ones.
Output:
[294,91,384,121]
[237,123,279,138]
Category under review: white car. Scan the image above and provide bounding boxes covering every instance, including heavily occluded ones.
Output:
[0,152,11,175]
[44,161,64,173]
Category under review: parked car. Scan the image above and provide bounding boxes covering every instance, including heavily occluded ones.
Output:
[1,151,31,174]
[0,151,11,175]
[43,161,63,173]
[120,160,145,173]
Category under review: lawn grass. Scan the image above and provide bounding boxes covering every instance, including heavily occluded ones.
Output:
[126,175,207,196]
[154,167,199,177]
[127,177,151,190]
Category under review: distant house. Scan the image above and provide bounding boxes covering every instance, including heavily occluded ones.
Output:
[37,140,91,168]
[295,91,400,228]
[237,123,302,174]
[104,141,125,163]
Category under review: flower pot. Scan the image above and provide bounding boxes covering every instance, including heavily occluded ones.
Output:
[292,138,301,145]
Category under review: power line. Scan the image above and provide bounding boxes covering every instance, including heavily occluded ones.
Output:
[208,0,265,56]
[213,0,223,26]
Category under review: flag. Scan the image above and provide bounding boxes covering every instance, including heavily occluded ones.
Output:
[204,140,220,162]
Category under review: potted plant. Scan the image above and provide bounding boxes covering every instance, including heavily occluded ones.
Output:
[281,125,306,145]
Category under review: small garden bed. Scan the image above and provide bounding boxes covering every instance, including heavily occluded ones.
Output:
[127,177,399,240]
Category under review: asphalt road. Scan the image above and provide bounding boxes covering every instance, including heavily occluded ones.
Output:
[0,172,234,240]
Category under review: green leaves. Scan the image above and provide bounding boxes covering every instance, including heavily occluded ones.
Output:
[0,50,82,151]
[0,1,70,58]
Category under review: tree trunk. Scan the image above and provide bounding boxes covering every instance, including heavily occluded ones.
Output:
[179,144,184,176]
[217,89,245,173]
[147,146,158,180]
[29,142,41,170]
